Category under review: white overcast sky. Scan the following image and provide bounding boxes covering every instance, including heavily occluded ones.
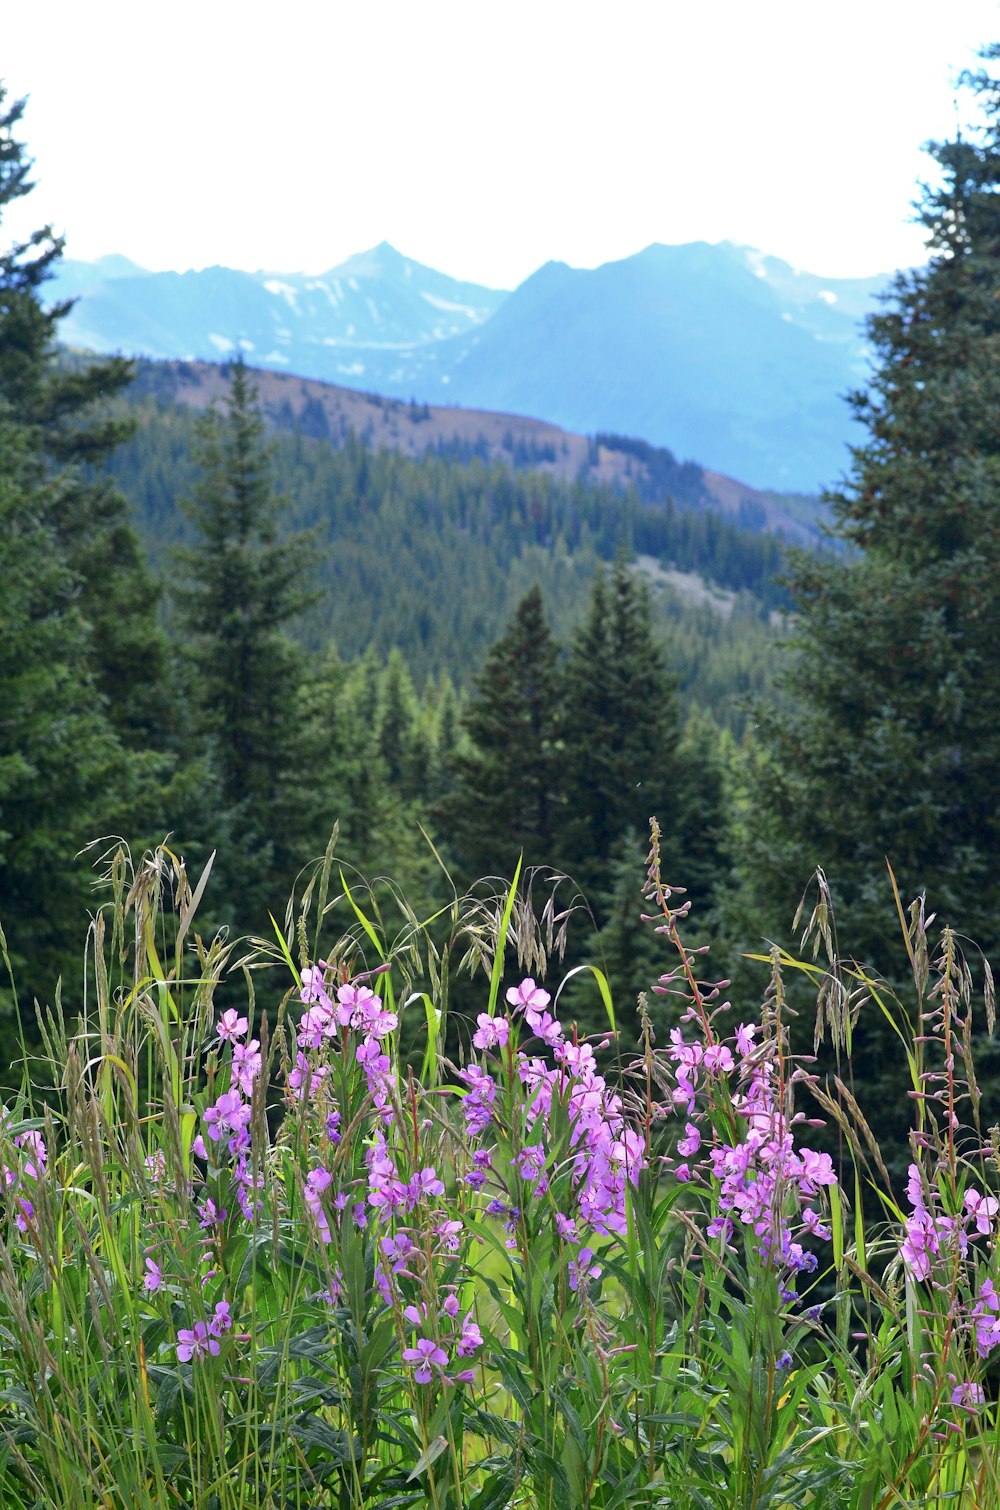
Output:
[2,1,997,289]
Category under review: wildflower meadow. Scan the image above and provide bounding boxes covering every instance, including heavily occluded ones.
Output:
[0,828,998,1509]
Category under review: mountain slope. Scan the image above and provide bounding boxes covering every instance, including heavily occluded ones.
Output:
[126,357,825,545]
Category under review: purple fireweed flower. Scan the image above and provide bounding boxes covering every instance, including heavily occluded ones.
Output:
[702,1044,735,1075]
[288,1052,328,1101]
[381,1231,418,1272]
[403,1303,427,1327]
[14,1130,47,1178]
[456,1312,483,1356]
[672,1074,699,1112]
[210,1300,233,1336]
[197,1196,227,1228]
[300,965,333,1011]
[232,1039,262,1095]
[326,1108,342,1144]
[297,1003,336,1050]
[674,1162,692,1182]
[668,1027,703,1070]
[216,1009,249,1043]
[797,1148,837,1195]
[707,1215,734,1243]
[374,1263,393,1306]
[964,1187,999,1236]
[555,1212,577,1241]
[435,1219,463,1251]
[176,1321,220,1362]
[143,1258,163,1292]
[233,1155,264,1220]
[407,1166,446,1205]
[305,1166,334,1243]
[568,1246,602,1293]
[356,1037,391,1074]
[505,978,551,1025]
[906,1162,927,1214]
[802,1207,832,1241]
[367,1136,408,1214]
[554,1040,598,1079]
[203,1089,251,1147]
[972,1280,1000,1358]
[951,1379,985,1411]
[192,1134,209,1160]
[515,1143,546,1183]
[735,1023,757,1057]
[457,1064,496,1136]
[402,1335,449,1384]
[677,1122,701,1158]
[440,1293,460,1318]
[472,1013,510,1050]
[337,983,398,1039]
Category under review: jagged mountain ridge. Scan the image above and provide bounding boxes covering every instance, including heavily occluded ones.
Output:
[51,240,889,491]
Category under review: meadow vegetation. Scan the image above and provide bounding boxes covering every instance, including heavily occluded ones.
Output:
[2,43,1000,1509]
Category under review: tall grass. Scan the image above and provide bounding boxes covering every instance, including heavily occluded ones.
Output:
[0,832,997,1507]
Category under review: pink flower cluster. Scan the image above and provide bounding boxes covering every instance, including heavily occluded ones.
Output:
[900,1164,1000,1365]
[664,1019,837,1294]
[198,1009,266,1219]
[459,978,644,1282]
[176,1300,232,1362]
[289,968,396,1120]
[400,1296,482,1386]
[1,1115,47,1234]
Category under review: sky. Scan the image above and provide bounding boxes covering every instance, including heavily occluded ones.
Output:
[2,1,997,290]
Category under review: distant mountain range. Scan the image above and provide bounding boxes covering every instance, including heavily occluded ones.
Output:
[50,240,891,491]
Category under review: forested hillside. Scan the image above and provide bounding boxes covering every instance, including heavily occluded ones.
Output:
[105,376,789,726]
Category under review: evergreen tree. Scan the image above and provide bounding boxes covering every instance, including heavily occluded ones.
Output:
[742,48,1000,968]
[736,49,1000,1173]
[173,359,320,926]
[0,85,170,746]
[0,422,152,1025]
[559,561,681,901]
[443,586,563,883]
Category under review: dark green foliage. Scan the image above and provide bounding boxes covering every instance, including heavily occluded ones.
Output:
[0,86,172,1031]
[0,424,155,1015]
[172,360,322,927]
[736,48,1000,1173]
[0,90,170,748]
[443,587,564,883]
[559,562,681,897]
[743,50,1000,964]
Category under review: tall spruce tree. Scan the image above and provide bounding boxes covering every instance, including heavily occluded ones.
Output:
[0,420,155,1029]
[174,359,320,927]
[737,48,1000,1170]
[0,85,170,747]
[444,586,563,884]
[559,561,681,902]
[742,47,1000,965]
